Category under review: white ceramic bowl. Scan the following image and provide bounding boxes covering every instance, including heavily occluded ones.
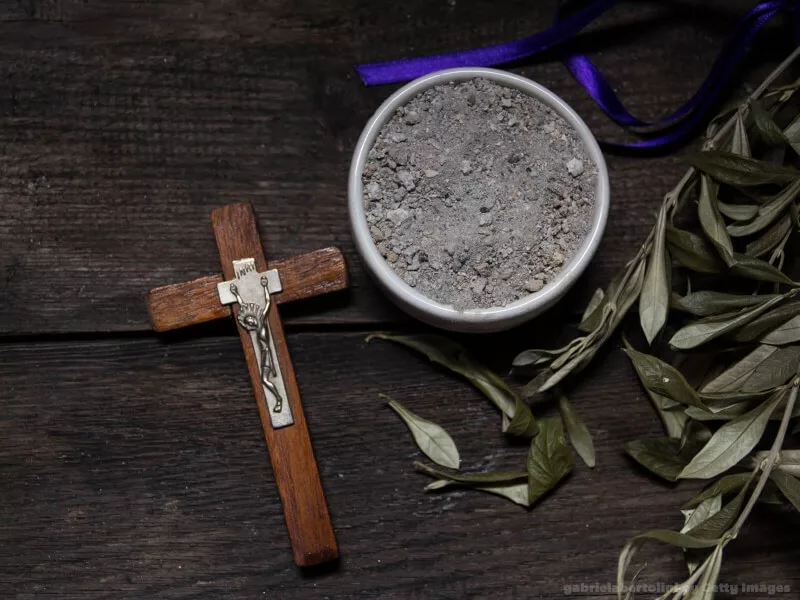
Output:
[348,67,609,333]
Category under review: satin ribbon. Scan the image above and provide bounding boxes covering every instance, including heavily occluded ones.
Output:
[355,1,798,149]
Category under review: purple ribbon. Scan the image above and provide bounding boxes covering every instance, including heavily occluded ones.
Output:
[355,1,798,149]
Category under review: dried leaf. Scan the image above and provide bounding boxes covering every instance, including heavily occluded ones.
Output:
[686,478,751,538]
[417,463,527,486]
[624,341,707,409]
[683,472,753,508]
[698,175,733,263]
[558,395,596,468]
[701,345,800,394]
[678,392,782,479]
[652,396,690,440]
[526,418,573,504]
[625,437,700,481]
[784,111,800,156]
[369,334,537,436]
[640,206,671,342]
[728,252,797,285]
[745,213,792,257]
[681,494,721,575]
[385,397,460,469]
[751,99,788,146]
[579,288,606,333]
[717,200,759,221]
[672,291,779,317]
[681,495,722,533]
[769,470,800,512]
[728,178,800,237]
[669,293,787,350]
[734,301,800,341]
[730,111,751,157]
[666,226,724,274]
[761,313,800,345]
[420,464,530,507]
[684,150,799,186]
[512,349,556,369]
[502,395,539,439]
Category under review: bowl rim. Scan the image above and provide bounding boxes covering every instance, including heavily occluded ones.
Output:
[348,67,610,328]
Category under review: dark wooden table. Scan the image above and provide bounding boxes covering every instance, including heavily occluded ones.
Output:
[2,1,800,598]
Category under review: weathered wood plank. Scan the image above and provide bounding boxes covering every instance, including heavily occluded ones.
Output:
[0,0,792,335]
[1,332,798,598]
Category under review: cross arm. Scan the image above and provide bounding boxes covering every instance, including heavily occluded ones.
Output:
[145,246,348,332]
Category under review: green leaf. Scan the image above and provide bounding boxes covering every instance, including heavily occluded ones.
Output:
[761,314,800,345]
[683,472,753,508]
[684,150,799,186]
[368,334,537,436]
[751,99,788,146]
[640,206,671,342]
[502,395,539,439]
[784,112,800,156]
[700,389,774,407]
[669,293,788,350]
[678,392,783,479]
[512,349,556,369]
[686,477,751,539]
[417,463,527,486]
[558,395,596,468]
[728,178,800,237]
[420,465,530,507]
[734,301,800,342]
[686,403,751,421]
[681,495,722,533]
[681,494,722,575]
[625,437,700,481]
[672,291,779,317]
[701,345,800,394]
[745,213,792,258]
[385,396,460,469]
[623,340,707,410]
[666,226,724,274]
[698,175,733,262]
[650,392,690,439]
[770,470,800,512]
[579,287,606,333]
[730,111,751,157]
[527,418,574,504]
[717,200,759,221]
[728,252,797,285]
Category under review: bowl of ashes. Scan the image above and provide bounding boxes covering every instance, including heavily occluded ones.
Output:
[348,67,609,332]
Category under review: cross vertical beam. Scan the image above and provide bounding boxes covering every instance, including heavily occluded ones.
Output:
[210,203,338,567]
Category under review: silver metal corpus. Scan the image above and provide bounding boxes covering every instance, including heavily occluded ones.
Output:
[217,258,294,429]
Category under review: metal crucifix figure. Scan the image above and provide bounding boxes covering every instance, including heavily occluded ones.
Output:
[216,257,293,429]
[229,276,284,414]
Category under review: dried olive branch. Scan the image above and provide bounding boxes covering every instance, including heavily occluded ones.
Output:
[516,45,800,396]
[728,372,800,539]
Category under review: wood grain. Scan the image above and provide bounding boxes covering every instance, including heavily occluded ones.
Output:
[145,246,349,332]
[0,0,792,335]
[2,333,799,599]
[210,202,338,567]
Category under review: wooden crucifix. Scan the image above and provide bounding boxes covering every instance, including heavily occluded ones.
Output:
[145,202,347,567]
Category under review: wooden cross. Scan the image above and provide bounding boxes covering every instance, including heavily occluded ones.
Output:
[145,202,347,567]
